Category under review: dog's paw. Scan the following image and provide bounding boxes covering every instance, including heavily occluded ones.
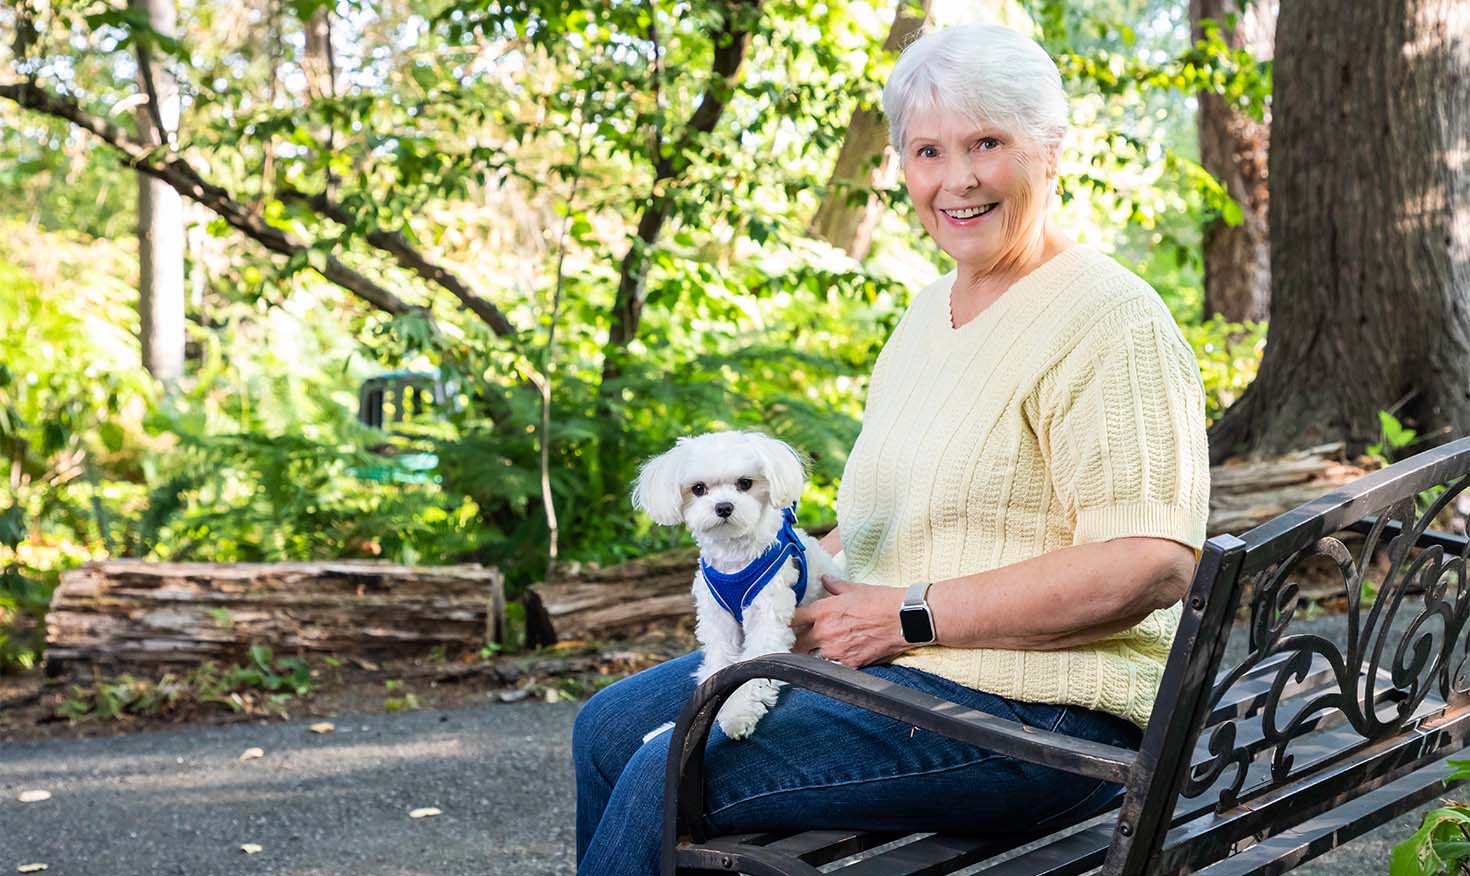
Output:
[717,703,764,740]
[717,680,782,740]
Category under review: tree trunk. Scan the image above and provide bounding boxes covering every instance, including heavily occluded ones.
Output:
[1191,0,1272,324]
[808,0,931,261]
[1208,0,1470,463]
[301,4,339,193]
[130,0,185,389]
[46,560,506,671]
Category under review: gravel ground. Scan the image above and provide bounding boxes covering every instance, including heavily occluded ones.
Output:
[0,610,1454,875]
[0,701,582,876]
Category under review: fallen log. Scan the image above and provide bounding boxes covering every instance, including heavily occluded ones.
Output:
[46,560,505,672]
[1207,445,1368,535]
[522,548,699,648]
[523,450,1376,645]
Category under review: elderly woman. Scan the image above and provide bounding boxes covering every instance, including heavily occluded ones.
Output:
[573,22,1209,876]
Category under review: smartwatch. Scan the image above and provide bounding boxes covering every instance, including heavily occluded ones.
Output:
[899,581,937,645]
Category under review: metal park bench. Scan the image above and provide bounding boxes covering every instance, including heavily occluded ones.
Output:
[662,436,1470,875]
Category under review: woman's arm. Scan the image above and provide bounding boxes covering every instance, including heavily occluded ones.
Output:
[818,526,841,557]
[791,536,1196,669]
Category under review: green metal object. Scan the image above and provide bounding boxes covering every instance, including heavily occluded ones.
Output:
[350,371,446,484]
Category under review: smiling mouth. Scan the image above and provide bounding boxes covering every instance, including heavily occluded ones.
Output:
[941,204,998,220]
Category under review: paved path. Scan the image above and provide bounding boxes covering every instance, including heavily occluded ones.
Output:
[1,702,581,875]
[0,611,1453,874]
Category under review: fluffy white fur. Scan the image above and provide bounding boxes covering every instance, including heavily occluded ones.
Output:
[633,430,844,739]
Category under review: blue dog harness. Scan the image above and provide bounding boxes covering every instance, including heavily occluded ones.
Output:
[700,505,808,624]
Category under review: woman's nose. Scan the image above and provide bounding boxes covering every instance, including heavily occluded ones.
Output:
[942,155,979,193]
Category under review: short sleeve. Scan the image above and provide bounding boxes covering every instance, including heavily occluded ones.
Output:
[1034,299,1211,551]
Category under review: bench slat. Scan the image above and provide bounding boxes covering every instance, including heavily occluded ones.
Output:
[964,821,1116,876]
[830,833,1018,876]
[763,830,900,865]
[680,842,824,876]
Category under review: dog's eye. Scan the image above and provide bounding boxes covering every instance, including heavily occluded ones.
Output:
[691,483,707,497]
[736,478,753,492]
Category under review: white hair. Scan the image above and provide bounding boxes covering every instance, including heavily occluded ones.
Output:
[882,24,1068,163]
[630,431,808,527]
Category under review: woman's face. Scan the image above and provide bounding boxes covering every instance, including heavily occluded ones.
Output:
[900,106,1056,275]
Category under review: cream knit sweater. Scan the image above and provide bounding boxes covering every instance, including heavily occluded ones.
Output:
[835,244,1211,728]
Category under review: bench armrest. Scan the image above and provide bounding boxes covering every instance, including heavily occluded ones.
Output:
[660,653,1138,865]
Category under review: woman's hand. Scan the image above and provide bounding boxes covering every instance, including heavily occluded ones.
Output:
[792,575,911,669]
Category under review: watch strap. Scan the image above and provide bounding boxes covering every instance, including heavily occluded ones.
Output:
[903,581,933,606]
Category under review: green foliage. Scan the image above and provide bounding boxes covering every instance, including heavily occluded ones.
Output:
[0,502,52,672]
[0,0,1280,666]
[1022,0,1270,302]
[1367,410,1420,466]
[1392,761,1470,876]
[58,645,316,722]
[0,224,152,669]
[383,677,421,712]
[1178,316,1267,427]
[431,255,885,583]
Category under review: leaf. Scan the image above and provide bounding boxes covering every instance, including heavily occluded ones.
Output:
[309,721,335,734]
[17,864,48,873]
[1444,758,1470,782]
[17,790,51,803]
[240,843,263,855]
[1392,807,1470,876]
[0,504,25,550]
[409,807,442,818]
[1380,410,1417,449]
[1221,199,1244,227]
[98,421,125,453]
[1432,840,1470,861]
[238,747,265,761]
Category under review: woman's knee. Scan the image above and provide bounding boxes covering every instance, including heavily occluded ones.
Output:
[573,681,624,771]
[616,729,674,809]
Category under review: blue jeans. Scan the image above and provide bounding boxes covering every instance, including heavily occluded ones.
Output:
[573,652,1141,876]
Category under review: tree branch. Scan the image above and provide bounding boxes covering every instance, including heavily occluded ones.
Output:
[278,187,519,337]
[0,80,425,322]
[132,38,169,145]
[600,0,760,384]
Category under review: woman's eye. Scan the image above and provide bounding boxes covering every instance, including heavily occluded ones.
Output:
[915,145,938,159]
[737,478,753,491]
[691,483,707,497]
[976,137,1000,150]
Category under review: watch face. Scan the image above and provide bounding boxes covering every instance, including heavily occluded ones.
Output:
[899,605,935,644]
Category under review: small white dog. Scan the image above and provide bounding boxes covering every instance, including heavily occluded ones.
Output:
[633,430,843,739]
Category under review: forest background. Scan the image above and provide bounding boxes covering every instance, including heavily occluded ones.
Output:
[0,0,1284,672]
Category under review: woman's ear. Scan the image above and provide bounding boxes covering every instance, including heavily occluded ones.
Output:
[632,441,689,526]
[747,432,807,510]
[1044,143,1061,180]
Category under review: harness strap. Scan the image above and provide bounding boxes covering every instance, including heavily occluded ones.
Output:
[700,505,808,624]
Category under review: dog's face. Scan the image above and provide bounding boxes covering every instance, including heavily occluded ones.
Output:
[632,431,807,540]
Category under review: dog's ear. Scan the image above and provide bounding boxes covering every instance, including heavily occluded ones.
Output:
[632,442,688,526]
[747,432,807,509]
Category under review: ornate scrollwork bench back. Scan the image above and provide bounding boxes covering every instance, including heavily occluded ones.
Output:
[1104,435,1470,876]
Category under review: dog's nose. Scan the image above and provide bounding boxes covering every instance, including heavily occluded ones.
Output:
[715,502,734,518]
